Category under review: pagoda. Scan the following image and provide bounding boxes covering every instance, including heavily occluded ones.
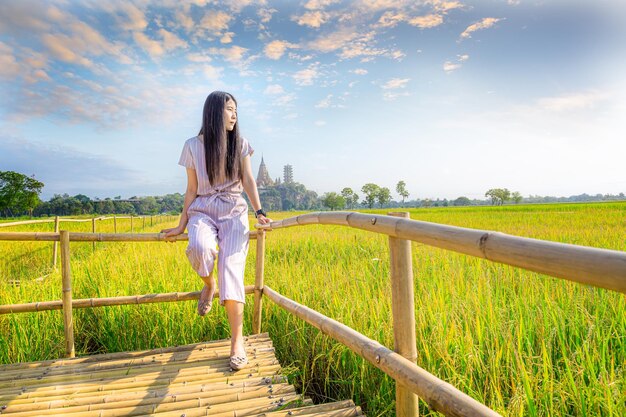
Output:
[256,156,274,188]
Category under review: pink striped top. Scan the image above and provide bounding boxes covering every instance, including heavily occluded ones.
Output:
[178,135,254,196]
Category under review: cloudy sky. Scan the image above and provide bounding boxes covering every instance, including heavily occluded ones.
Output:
[1,0,625,201]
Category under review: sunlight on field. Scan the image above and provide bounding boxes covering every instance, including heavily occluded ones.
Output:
[1,203,625,416]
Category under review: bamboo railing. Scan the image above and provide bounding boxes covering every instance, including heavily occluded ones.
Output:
[2,210,625,417]
[251,211,626,417]
[0,214,175,271]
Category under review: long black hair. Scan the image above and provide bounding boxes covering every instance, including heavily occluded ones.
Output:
[199,91,242,185]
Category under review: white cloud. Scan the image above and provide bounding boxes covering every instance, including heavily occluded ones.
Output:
[351,68,368,75]
[382,78,410,89]
[315,120,327,126]
[117,3,148,31]
[264,40,298,60]
[274,93,297,106]
[220,32,234,43]
[428,0,464,12]
[308,29,358,53]
[42,33,95,67]
[133,31,165,58]
[159,28,188,50]
[200,10,232,35]
[293,65,320,86]
[258,8,277,24]
[460,17,503,40]
[187,53,212,62]
[408,14,444,29]
[315,93,346,108]
[0,42,20,79]
[264,84,285,95]
[537,91,609,112]
[305,0,339,10]
[376,11,406,28]
[294,11,330,28]
[203,64,223,80]
[443,61,461,73]
[383,91,410,101]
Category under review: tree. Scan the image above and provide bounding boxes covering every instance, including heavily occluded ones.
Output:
[376,187,391,208]
[361,183,380,209]
[396,181,409,206]
[321,192,346,211]
[511,191,523,204]
[485,188,511,206]
[0,171,44,217]
[453,196,471,206]
[341,187,359,209]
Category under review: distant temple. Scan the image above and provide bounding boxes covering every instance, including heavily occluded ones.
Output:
[283,165,293,184]
[256,157,295,188]
[256,157,274,188]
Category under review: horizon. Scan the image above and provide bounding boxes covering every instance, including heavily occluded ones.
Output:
[1,1,625,201]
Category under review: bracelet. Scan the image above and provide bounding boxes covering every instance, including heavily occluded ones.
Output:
[254,208,267,218]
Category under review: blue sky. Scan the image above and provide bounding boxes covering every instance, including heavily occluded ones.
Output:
[1,0,625,201]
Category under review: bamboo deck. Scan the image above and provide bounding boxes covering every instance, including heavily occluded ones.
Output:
[0,333,363,417]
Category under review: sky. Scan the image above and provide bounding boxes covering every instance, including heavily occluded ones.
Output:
[1,0,625,201]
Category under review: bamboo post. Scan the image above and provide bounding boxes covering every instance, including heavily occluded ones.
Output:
[142,216,145,229]
[252,229,266,334]
[388,212,418,417]
[130,216,134,233]
[91,216,96,252]
[60,230,75,358]
[51,216,60,269]
[151,215,153,226]
[114,215,117,233]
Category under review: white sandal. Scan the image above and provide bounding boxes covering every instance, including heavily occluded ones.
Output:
[229,354,248,371]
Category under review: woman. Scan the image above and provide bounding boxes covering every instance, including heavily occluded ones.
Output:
[162,91,270,371]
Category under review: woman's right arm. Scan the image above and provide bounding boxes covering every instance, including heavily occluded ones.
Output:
[162,168,198,238]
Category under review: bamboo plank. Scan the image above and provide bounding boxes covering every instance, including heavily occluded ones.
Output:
[0,350,277,386]
[263,286,501,417]
[4,376,283,406]
[0,353,279,391]
[0,342,274,382]
[0,333,271,371]
[1,373,286,404]
[0,286,256,314]
[262,400,360,417]
[134,394,307,417]
[3,392,303,417]
[0,364,283,399]
[1,385,296,416]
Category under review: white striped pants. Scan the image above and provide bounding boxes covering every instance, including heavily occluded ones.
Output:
[185,193,249,305]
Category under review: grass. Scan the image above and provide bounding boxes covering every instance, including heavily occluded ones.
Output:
[1,203,625,416]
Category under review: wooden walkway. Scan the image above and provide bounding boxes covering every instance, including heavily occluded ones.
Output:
[0,333,363,417]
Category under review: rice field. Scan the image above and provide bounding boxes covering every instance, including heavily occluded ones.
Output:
[1,202,625,416]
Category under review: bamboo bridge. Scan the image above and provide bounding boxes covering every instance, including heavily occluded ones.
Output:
[1,212,625,417]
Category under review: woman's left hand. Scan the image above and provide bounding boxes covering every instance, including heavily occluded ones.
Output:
[256,214,271,225]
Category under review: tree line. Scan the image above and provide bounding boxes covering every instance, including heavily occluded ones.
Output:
[2,170,624,218]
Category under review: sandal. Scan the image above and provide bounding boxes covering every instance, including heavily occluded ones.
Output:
[229,353,249,371]
[197,285,215,316]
